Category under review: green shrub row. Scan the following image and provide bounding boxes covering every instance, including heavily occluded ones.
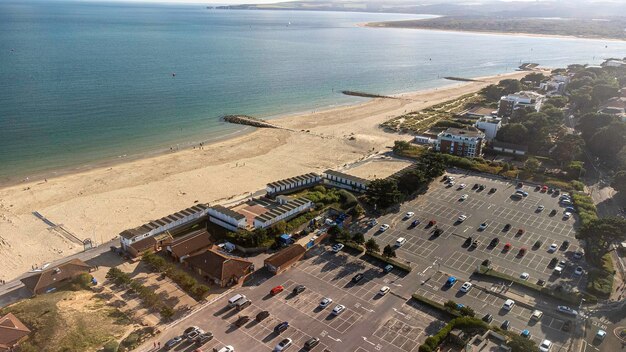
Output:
[367,251,412,272]
[411,294,460,318]
[142,253,210,301]
[418,312,487,352]
[572,193,598,227]
[106,268,175,319]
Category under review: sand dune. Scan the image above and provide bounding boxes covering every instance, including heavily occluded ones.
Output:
[0,71,528,281]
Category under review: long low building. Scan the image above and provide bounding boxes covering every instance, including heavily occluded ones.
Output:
[253,196,313,229]
[119,204,210,251]
[207,205,247,232]
[266,173,322,196]
[322,169,369,192]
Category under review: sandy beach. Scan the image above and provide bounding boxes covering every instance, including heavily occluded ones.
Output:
[0,71,528,281]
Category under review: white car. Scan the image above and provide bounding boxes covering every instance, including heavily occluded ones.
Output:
[379,224,390,232]
[596,330,607,341]
[574,266,584,276]
[537,205,545,211]
[460,282,472,293]
[332,304,346,315]
[460,194,468,201]
[217,347,235,352]
[395,237,406,247]
[319,297,333,308]
[520,272,530,281]
[539,339,552,352]
[502,299,515,311]
[563,212,572,219]
[531,310,543,320]
[457,215,467,222]
[405,212,414,219]
[449,181,456,186]
[478,222,488,230]
[378,286,390,296]
[331,243,344,252]
[458,183,466,189]
[557,305,578,316]
[548,243,558,253]
[274,338,292,352]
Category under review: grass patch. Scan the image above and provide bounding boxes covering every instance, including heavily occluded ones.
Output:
[366,251,412,272]
[0,291,131,352]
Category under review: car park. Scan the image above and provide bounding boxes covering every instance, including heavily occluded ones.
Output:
[332,304,346,315]
[274,321,289,334]
[293,285,306,295]
[319,297,333,308]
[331,243,344,252]
[482,314,493,323]
[164,336,183,350]
[235,316,250,327]
[556,306,578,316]
[352,273,364,283]
[378,286,390,295]
[404,211,414,219]
[274,338,292,351]
[539,340,552,352]
[460,282,472,293]
[379,224,390,232]
[304,337,320,350]
[502,299,515,310]
[395,237,407,246]
[271,286,285,295]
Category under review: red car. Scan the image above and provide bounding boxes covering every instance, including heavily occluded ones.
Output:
[541,185,548,192]
[503,243,512,251]
[270,285,284,296]
[428,220,437,226]
[516,229,525,236]
[518,247,527,256]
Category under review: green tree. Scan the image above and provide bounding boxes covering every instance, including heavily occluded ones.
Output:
[397,169,427,195]
[496,123,528,145]
[366,179,402,209]
[444,300,458,311]
[365,238,380,253]
[524,72,547,85]
[525,157,541,173]
[352,232,366,245]
[349,204,364,218]
[588,122,626,161]
[459,306,475,317]
[498,79,522,95]
[579,217,626,254]
[570,88,593,112]
[481,84,504,102]
[611,170,626,194]
[160,306,175,321]
[545,96,568,108]
[507,333,539,352]
[382,244,397,258]
[592,84,619,104]
[103,341,119,352]
[552,134,584,165]
[577,112,617,142]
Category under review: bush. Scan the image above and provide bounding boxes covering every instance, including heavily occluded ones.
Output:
[338,190,358,208]
[71,273,93,290]
[121,333,139,348]
[571,180,585,191]
[418,345,432,352]
[103,341,119,352]
[160,306,175,320]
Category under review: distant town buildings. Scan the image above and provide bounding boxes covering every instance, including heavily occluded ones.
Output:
[436,127,485,158]
[497,91,544,118]
[601,58,626,68]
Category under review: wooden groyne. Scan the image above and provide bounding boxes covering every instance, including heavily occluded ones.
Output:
[342,90,398,99]
[223,115,281,129]
[443,77,483,82]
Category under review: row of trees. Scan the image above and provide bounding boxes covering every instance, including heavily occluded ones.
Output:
[142,252,210,301]
[106,267,175,320]
[328,225,397,259]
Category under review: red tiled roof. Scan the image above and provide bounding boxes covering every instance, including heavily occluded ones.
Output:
[20,259,91,295]
[0,313,30,351]
[185,249,253,282]
[169,230,212,258]
[264,244,306,268]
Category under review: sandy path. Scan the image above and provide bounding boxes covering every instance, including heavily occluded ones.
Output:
[0,71,528,281]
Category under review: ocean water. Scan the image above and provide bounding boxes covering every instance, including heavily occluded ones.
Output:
[1,1,626,183]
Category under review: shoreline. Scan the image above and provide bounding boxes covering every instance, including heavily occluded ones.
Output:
[360,22,626,43]
[0,70,531,281]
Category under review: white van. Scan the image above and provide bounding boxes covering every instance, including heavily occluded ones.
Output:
[219,242,236,253]
[228,294,246,307]
[395,237,407,247]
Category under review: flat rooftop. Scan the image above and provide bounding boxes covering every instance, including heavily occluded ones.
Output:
[342,158,413,181]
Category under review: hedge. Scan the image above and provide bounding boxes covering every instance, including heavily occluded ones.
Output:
[411,294,460,318]
[367,251,412,272]
[416,313,487,351]
[475,266,595,304]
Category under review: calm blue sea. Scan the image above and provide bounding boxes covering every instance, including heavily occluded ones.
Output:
[1,1,626,182]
